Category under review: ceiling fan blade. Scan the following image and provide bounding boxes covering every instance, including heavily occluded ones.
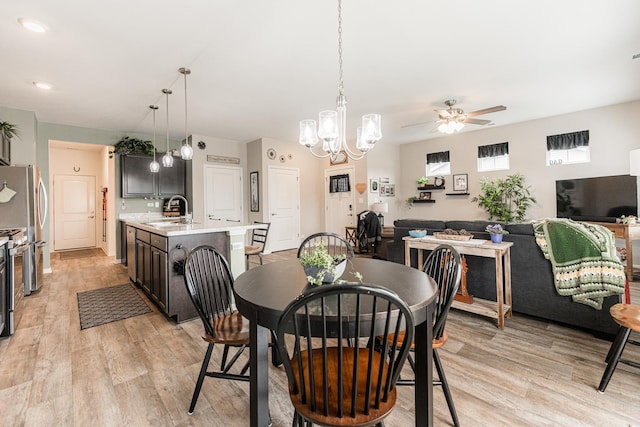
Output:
[401,120,434,128]
[464,118,491,125]
[435,109,453,118]
[466,105,506,117]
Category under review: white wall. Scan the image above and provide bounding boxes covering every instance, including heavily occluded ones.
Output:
[397,100,640,221]
[365,142,401,224]
[0,107,37,165]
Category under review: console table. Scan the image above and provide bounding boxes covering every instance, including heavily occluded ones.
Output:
[586,221,640,281]
[404,236,513,329]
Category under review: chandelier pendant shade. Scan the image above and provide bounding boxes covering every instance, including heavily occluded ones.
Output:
[299,0,381,161]
[178,67,193,160]
[162,89,174,168]
[149,105,160,173]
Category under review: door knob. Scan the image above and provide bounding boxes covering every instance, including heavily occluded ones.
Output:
[89,216,95,219]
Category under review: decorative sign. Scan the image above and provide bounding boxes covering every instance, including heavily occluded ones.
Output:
[207,155,240,164]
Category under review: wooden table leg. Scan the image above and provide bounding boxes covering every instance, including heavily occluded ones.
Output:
[504,248,512,319]
[414,302,434,426]
[495,251,504,329]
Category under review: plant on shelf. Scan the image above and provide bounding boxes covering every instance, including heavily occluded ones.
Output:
[0,120,19,140]
[416,176,429,186]
[471,173,536,222]
[108,136,155,158]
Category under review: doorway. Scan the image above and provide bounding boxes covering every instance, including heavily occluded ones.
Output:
[324,165,356,235]
[53,174,96,250]
[267,166,300,252]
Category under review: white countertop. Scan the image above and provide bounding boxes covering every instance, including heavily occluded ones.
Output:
[122,217,265,237]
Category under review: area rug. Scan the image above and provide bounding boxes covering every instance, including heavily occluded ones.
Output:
[60,248,104,260]
[77,284,152,330]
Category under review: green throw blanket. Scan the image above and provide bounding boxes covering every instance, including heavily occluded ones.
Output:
[533,219,625,309]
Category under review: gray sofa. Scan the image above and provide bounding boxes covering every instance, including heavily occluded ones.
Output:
[386,219,622,337]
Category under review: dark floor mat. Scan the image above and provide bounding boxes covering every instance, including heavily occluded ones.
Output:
[77,284,151,330]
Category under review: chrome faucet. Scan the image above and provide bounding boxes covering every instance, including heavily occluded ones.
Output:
[168,195,191,223]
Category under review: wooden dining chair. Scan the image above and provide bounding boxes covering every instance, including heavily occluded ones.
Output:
[276,283,414,427]
[297,232,355,260]
[379,244,462,426]
[245,222,270,270]
[183,245,250,415]
[598,303,640,392]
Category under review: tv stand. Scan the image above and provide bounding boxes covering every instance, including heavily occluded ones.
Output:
[586,221,640,281]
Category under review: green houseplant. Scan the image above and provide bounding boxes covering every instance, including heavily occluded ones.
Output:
[109,136,155,158]
[472,173,536,222]
[0,121,19,140]
[299,241,347,286]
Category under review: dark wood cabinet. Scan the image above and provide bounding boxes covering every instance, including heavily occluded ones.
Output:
[121,154,186,198]
[0,135,11,166]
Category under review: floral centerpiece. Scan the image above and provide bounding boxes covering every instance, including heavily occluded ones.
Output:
[486,224,509,243]
[299,241,352,286]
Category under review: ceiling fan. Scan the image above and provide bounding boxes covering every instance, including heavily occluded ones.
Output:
[403,99,507,134]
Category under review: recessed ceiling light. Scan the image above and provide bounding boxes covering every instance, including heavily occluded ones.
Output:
[33,81,52,90]
[18,18,48,33]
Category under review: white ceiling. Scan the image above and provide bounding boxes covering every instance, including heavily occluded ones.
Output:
[1,0,639,147]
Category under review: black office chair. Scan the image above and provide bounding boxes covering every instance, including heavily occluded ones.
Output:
[276,283,414,427]
[245,222,271,270]
[297,232,355,260]
[379,244,462,426]
[183,245,250,415]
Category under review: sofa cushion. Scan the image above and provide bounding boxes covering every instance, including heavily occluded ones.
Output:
[393,219,446,230]
[505,222,535,236]
[445,220,501,232]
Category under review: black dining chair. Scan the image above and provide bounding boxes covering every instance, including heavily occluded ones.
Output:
[245,222,270,270]
[276,283,414,427]
[183,245,250,415]
[297,232,355,260]
[379,244,462,426]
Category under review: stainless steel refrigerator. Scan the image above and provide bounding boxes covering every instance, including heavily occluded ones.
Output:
[0,165,48,295]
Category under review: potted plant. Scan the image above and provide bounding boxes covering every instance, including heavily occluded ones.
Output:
[299,241,347,286]
[108,136,155,158]
[486,224,509,243]
[0,121,19,140]
[471,173,536,222]
[416,176,429,188]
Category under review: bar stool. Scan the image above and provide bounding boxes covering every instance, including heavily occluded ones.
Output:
[598,303,640,392]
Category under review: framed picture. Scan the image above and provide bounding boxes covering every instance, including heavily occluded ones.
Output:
[370,178,379,193]
[379,184,395,197]
[453,173,468,192]
[420,191,432,200]
[250,171,259,212]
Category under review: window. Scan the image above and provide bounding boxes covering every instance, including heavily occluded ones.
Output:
[426,151,450,176]
[546,130,590,166]
[477,142,509,172]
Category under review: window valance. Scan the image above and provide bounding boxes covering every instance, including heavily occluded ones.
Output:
[547,130,589,151]
[426,151,450,164]
[478,142,509,158]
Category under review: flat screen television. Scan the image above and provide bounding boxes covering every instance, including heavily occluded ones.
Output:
[556,174,638,222]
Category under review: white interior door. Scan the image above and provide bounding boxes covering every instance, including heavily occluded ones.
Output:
[268,166,300,252]
[204,165,243,225]
[325,166,356,234]
[53,174,96,250]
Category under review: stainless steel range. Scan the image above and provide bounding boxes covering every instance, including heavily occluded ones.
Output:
[0,228,29,337]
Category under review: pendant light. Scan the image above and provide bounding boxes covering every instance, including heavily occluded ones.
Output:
[298,0,381,161]
[179,67,193,160]
[161,88,174,167]
[149,105,160,173]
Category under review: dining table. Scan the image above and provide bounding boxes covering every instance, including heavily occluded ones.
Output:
[233,257,438,426]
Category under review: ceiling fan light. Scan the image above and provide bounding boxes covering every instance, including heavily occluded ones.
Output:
[437,122,448,133]
[454,121,464,132]
[299,120,319,147]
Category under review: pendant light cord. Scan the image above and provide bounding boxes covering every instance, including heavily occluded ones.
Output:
[163,89,172,152]
[337,0,343,96]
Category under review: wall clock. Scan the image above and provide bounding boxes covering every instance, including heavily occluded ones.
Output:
[434,176,445,187]
[266,148,276,160]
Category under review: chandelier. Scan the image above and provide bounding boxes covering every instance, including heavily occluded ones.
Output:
[178,67,193,160]
[438,119,465,134]
[299,0,381,161]
[149,105,160,172]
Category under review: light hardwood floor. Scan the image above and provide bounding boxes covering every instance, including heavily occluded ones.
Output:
[1,249,639,426]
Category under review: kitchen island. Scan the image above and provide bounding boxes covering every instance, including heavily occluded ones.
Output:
[121,215,264,322]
